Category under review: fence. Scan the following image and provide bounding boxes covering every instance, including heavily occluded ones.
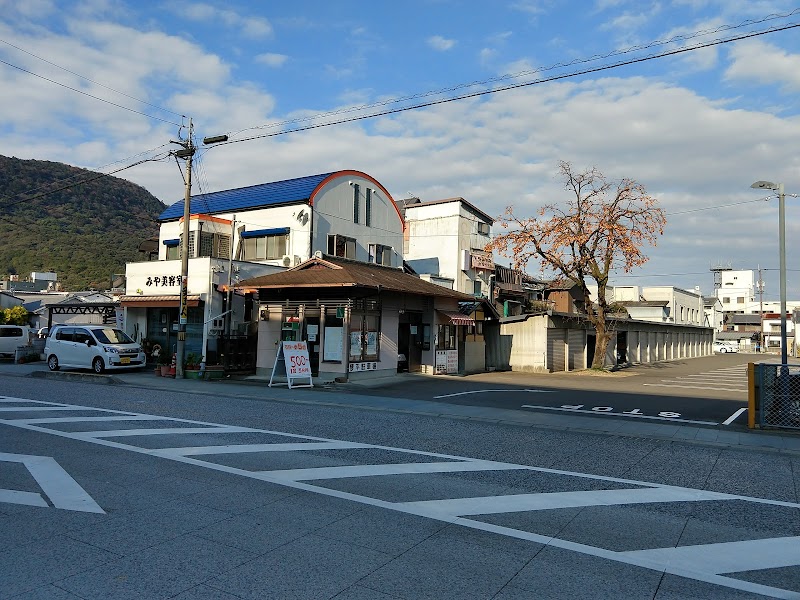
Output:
[750,363,800,430]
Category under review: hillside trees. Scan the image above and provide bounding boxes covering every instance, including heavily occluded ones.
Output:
[487,161,666,369]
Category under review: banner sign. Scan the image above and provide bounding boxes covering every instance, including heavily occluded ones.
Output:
[269,341,313,388]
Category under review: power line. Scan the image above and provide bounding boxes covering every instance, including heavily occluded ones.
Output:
[0,154,171,212]
[219,10,800,140]
[0,37,185,118]
[0,57,183,127]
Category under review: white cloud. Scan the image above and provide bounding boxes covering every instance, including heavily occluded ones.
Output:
[255,53,288,68]
[180,2,273,38]
[427,35,456,51]
[725,39,800,92]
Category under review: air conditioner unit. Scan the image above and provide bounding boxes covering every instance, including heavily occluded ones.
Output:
[282,255,293,267]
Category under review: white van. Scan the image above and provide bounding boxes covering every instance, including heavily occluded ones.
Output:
[0,325,31,358]
[44,325,145,373]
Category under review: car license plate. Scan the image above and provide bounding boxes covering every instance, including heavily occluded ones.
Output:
[120,357,131,364]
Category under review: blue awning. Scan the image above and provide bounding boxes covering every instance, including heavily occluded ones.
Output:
[162,238,180,246]
[240,227,290,239]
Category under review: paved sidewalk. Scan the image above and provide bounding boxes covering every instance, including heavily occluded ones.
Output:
[3,361,799,454]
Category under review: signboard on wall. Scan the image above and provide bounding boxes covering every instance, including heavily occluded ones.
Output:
[470,252,494,271]
[435,350,458,374]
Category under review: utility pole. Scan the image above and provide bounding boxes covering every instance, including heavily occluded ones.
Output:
[758,266,764,353]
[225,214,236,338]
[173,118,195,379]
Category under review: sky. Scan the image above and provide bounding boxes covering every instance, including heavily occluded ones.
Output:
[1,0,799,301]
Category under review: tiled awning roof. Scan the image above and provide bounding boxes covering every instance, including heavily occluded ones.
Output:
[437,310,476,325]
[119,295,201,308]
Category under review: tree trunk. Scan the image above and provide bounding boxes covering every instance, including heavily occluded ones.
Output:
[591,319,612,369]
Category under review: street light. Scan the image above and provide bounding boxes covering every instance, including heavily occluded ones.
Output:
[751,180,787,365]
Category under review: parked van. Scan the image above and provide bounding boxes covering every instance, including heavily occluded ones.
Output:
[0,325,31,359]
[44,325,145,373]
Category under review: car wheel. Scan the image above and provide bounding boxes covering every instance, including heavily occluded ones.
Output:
[47,355,60,371]
[92,357,105,374]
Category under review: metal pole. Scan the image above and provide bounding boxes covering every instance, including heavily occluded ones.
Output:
[176,119,194,379]
[778,183,787,365]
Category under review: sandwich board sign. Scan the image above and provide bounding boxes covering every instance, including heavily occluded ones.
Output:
[269,341,314,388]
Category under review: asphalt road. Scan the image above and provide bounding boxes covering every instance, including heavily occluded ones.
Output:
[1,372,799,599]
[338,354,780,428]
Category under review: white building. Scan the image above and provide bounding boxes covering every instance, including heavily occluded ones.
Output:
[122,170,405,368]
[402,197,494,297]
[586,285,704,326]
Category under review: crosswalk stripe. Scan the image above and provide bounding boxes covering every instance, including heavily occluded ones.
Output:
[150,441,372,456]
[258,460,519,481]
[622,536,800,574]
[398,486,735,516]
[77,426,254,438]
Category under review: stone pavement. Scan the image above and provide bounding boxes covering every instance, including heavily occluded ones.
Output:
[2,360,799,455]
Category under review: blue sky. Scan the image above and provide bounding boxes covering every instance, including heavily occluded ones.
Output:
[1,0,799,300]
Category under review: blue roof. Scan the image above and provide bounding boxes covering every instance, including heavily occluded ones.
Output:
[159,172,336,221]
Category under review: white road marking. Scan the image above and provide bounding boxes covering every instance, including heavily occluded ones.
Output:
[261,459,520,482]
[520,404,718,426]
[722,407,748,426]
[643,383,748,393]
[0,452,104,513]
[150,441,372,456]
[0,488,48,508]
[434,388,554,398]
[3,397,799,598]
[622,536,800,574]
[77,426,254,438]
[400,487,736,517]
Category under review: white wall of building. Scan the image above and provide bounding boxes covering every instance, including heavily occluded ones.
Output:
[404,199,492,296]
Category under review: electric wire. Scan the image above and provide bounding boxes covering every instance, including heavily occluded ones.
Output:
[0,37,185,118]
[0,57,182,127]
[215,11,800,141]
[206,22,800,148]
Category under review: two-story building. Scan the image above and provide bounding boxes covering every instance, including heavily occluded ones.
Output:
[122,170,403,367]
[122,170,491,379]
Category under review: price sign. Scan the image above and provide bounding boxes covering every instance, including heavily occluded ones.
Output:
[282,341,311,377]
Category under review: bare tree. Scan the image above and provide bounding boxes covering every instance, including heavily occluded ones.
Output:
[488,161,666,369]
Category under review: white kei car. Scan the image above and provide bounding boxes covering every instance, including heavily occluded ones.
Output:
[713,341,739,353]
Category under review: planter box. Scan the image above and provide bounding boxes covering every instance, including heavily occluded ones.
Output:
[204,367,225,380]
[184,369,202,379]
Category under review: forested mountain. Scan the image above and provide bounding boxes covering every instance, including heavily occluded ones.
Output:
[0,155,165,291]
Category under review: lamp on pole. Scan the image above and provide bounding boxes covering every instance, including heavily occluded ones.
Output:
[751,180,787,365]
[172,119,195,378]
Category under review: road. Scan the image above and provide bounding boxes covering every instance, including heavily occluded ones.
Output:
[337,353,765,427]
[1,369,799,599]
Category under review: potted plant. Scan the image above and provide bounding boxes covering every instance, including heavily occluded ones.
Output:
[158,350,172,376]
[184,352,202,379]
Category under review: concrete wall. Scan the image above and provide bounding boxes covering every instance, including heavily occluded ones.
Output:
[486,314,714,372]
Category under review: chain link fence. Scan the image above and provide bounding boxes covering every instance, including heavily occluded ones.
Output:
[754,364,800,429]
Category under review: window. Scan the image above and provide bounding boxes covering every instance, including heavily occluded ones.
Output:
[349,299,381,362]
[56,327,74,342]
[243,233,288,260]
[737,297,745,304]
[369,244,392,266]
[477,222,490,235]
[165,245,180,260]
[436,324,456,350]
[0,327,22,337]
[365,188,372,227]
[73,328,91,344]
[353,183,360,224]
[723,297,730,304]
[327,235,356,259]
[198,232,231,259]
[473,280,482,296]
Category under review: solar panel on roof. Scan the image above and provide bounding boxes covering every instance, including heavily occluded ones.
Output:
[158,172,336,221]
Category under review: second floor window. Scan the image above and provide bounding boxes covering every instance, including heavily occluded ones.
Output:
[199,232,231,259]
[243,233,288,260]
[365,188,372,227]
[353,183,360,224]
[369,244,392,266]
[328,234,356,259]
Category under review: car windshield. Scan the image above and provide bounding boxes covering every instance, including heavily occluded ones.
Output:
[91,328,134,344]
